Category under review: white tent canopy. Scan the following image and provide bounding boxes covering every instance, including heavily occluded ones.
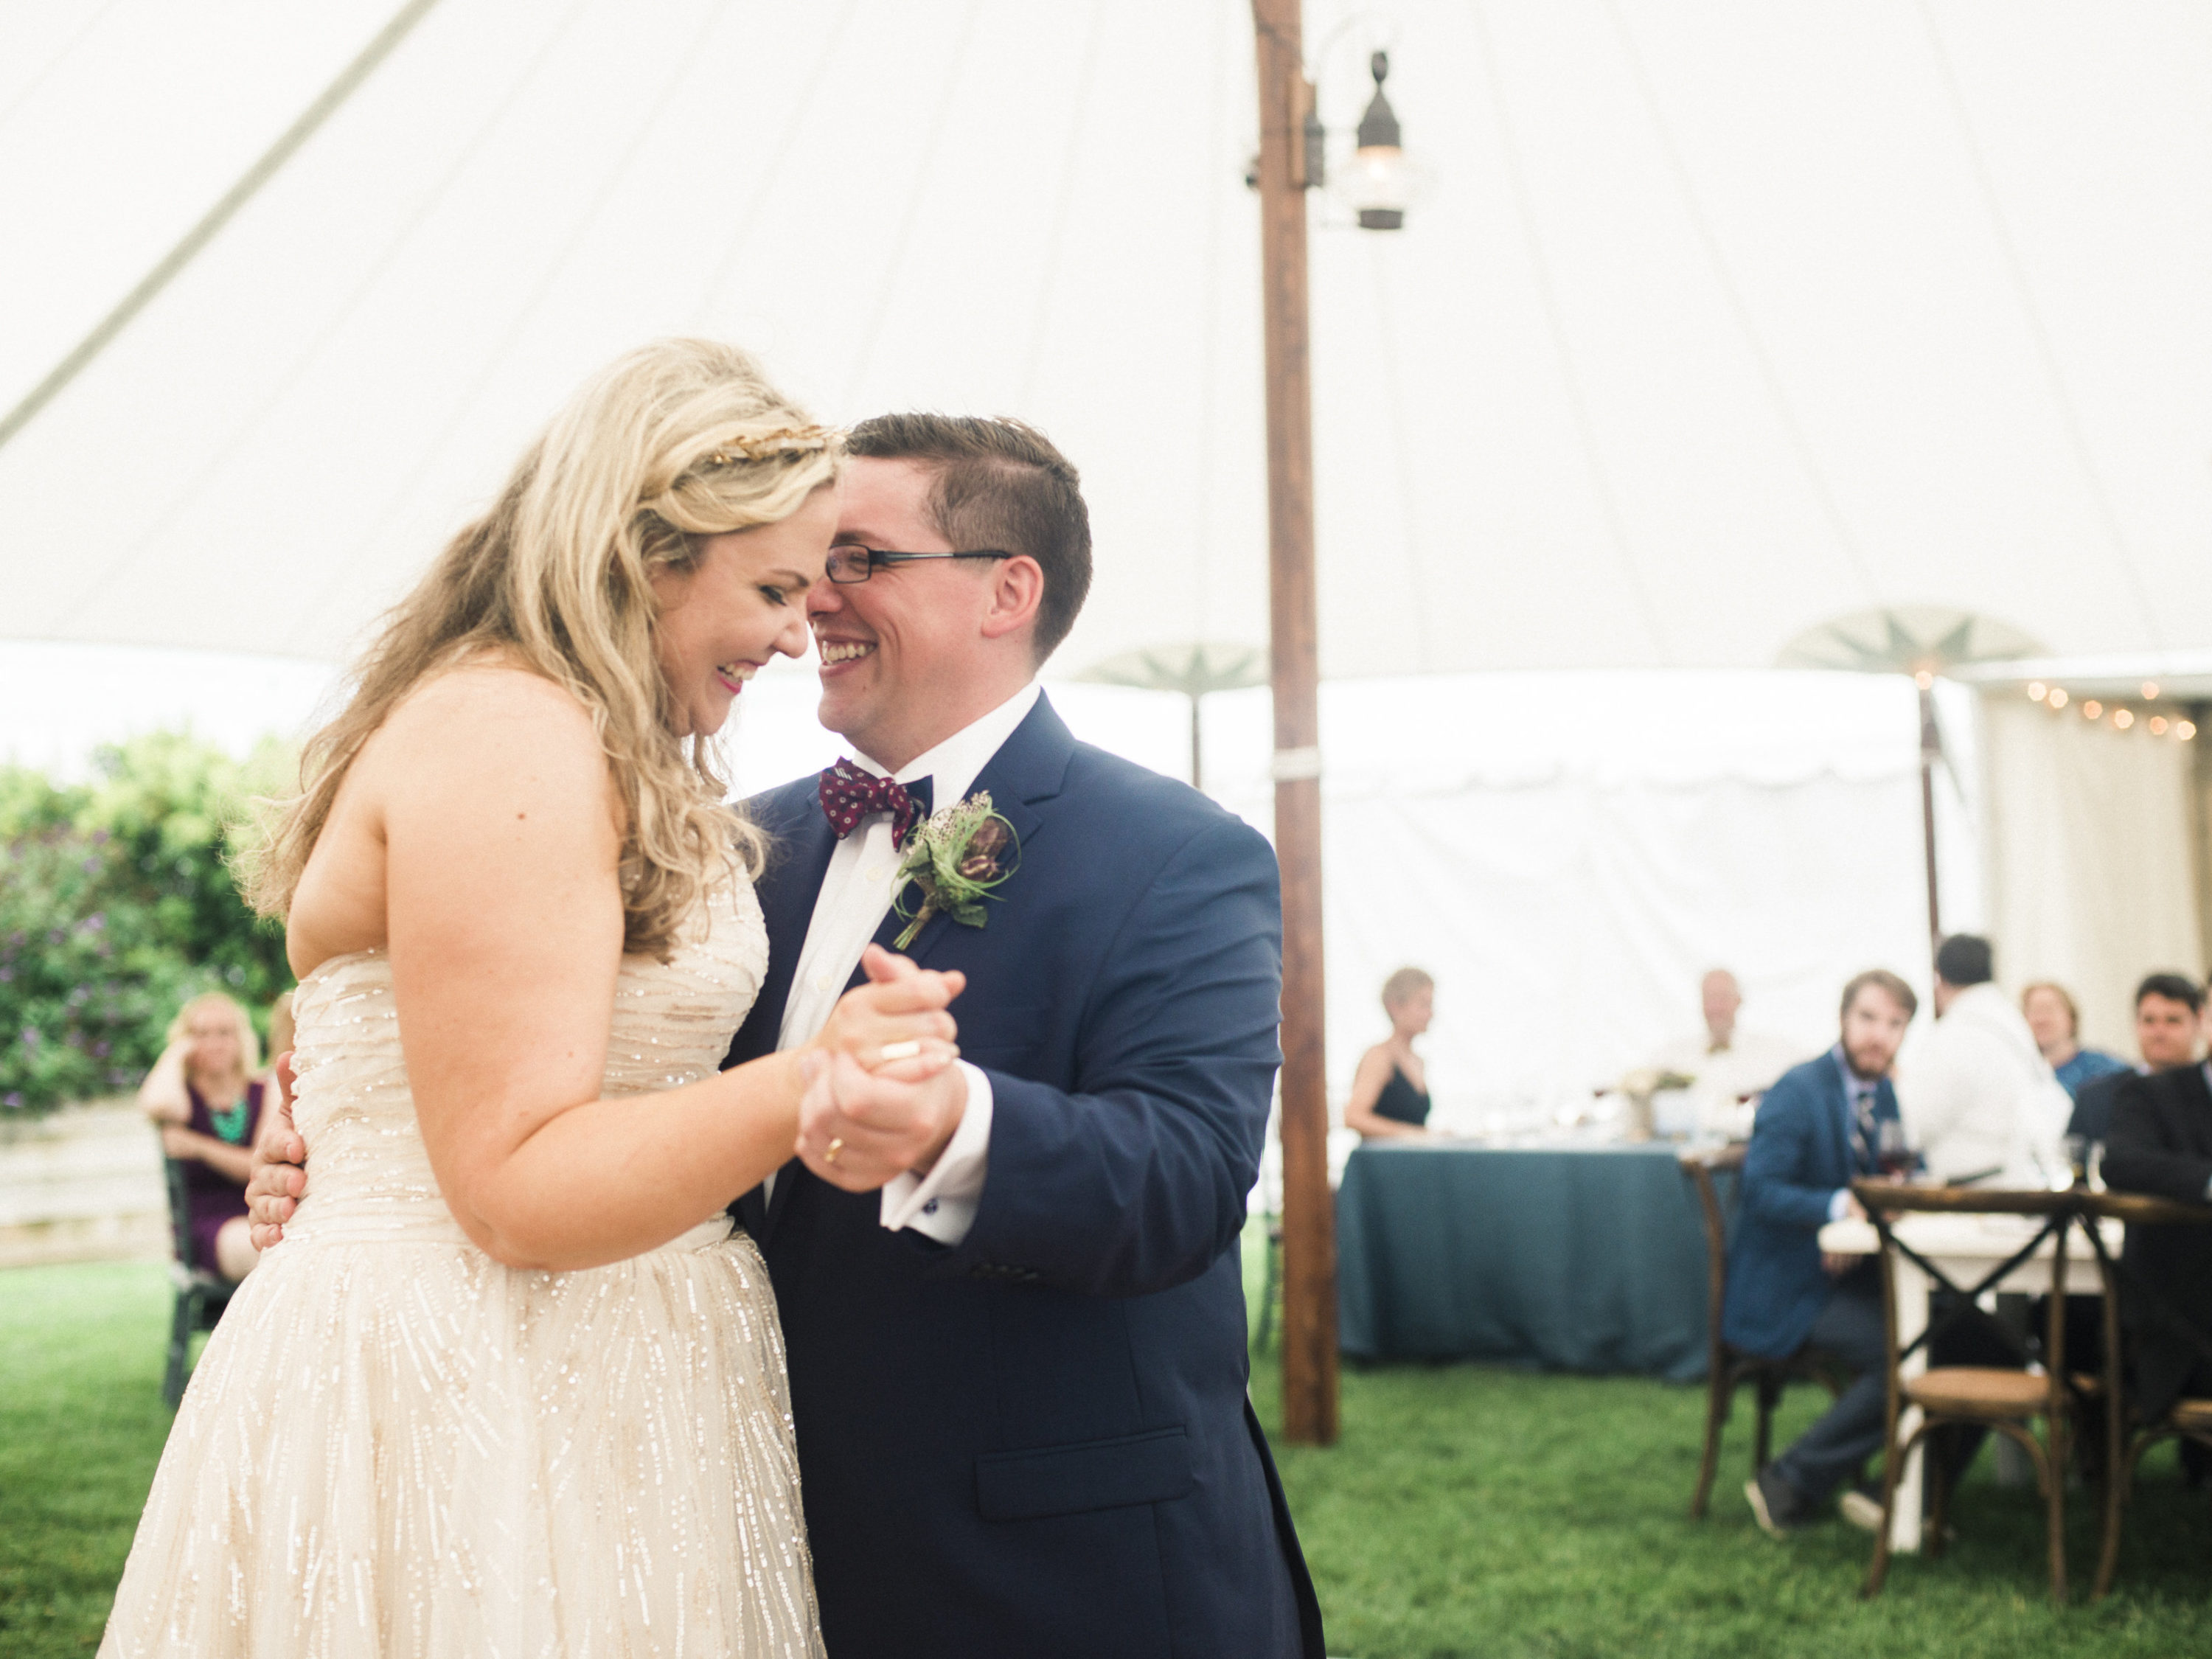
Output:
[4,0,2211,675]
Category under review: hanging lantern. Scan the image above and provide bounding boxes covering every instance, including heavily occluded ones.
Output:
[1347,52,1410,231]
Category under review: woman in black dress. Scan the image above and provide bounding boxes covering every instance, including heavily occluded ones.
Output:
[1344,967,1435,1139]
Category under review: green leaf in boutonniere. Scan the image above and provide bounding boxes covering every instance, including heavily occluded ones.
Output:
[890,790,1021,950]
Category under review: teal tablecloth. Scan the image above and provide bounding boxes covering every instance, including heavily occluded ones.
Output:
[1335,1143,1714,1380]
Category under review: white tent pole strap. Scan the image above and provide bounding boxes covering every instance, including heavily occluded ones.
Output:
[0,0,447,455]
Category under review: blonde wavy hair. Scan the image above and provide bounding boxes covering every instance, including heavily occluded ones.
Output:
[167,992,262,1085]
[246,338,841,959]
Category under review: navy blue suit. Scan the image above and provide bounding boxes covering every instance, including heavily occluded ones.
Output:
[1722,1054,1896,1361]
[724,695,1322,1659]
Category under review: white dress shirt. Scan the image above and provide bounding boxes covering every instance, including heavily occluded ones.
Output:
[771,682,1042,1243]
[1647,1026,1802,1140]
[1894,981,2070,1184]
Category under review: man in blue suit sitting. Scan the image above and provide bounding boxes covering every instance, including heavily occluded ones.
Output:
[1729,969,1916,1535]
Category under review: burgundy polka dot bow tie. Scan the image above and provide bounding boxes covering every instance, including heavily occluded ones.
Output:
[818,758,932,845]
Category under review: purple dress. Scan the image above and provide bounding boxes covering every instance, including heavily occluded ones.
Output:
[181,1079,263,1268]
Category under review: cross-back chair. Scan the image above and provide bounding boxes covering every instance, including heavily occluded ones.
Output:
[1678,1143,1848,1520]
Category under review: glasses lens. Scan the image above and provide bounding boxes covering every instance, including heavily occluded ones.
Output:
[826,545,871,583]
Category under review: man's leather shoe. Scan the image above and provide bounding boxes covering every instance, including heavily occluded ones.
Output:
[1745,1467,1807,1538]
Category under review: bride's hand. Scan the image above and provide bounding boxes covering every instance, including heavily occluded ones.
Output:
[805,945,964,1078]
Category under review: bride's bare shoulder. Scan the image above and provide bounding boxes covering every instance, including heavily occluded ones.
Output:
[379,658,597,757]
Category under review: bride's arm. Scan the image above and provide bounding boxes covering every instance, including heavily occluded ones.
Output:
[368,668,954,1272]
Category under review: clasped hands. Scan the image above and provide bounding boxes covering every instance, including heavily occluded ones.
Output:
[796,945,970,1194]
[246,943,967,1247]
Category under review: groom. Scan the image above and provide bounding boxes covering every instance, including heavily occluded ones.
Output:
[734,414,1321,1658]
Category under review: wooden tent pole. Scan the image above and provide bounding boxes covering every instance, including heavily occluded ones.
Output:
[1251,0,1338,1446]
[1919,681,1944,958]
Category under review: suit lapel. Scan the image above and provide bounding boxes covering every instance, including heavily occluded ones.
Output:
[1823,1060,1854,1183]
[842,693,1073,987]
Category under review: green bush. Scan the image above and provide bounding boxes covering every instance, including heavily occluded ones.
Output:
[0,733,294,1116]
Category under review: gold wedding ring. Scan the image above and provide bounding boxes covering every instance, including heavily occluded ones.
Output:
[877,1039,922,1064]
[824,1137,845,1166]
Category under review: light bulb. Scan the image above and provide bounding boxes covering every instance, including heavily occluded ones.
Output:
[2050,688,2070,709]
[2082,700,2103,720]
[2181,721,2199,742]
[2026,682,2046,700]
[2114,708,2135,730]
[2143,681,2161,700]
[2150,716,2171,736]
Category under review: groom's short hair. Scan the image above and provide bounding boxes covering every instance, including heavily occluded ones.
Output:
[846,414,1093,664]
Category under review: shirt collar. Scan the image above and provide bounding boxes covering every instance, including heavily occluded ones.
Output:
[1832,1043,1878,1102]
[850,682,1042,809]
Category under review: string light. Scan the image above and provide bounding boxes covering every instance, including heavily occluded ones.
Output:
[1913,668,1935,690]
[2025,683,2198,740]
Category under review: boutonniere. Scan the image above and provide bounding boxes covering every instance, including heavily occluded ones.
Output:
[891,791,1021,950]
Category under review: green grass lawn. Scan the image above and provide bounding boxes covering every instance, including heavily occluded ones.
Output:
[5,1256,2208,1658]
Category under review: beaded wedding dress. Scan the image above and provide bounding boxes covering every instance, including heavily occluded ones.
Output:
[101,878,824,1658]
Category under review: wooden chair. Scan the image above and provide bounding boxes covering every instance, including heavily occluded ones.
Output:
[159,1150,237,1407]
[1678,1144,1847,1520]
[1858,1186,2081,1604]
[2085,1189,2212,1599]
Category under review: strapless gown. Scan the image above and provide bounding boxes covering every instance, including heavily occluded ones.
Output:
[101,880,824,1658]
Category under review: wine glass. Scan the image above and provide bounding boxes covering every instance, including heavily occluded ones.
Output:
[1875,1119,1916,1179]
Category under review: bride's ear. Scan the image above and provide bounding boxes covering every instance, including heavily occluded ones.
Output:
[978,555,1044,645]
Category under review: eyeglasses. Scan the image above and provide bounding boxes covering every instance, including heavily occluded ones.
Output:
[825,543,1012,584]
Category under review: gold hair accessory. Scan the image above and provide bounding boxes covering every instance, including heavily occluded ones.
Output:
[703,425,843,469]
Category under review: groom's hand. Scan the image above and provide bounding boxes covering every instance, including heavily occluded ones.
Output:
[246,1051,307,1249]
[796,1049,970,1192]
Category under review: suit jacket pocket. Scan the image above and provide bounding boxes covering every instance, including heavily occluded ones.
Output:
[974,1425,1192,1521]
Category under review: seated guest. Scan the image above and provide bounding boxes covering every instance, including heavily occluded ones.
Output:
[1896,934,2067,1184]
[1731,970,1914,1534]
[1733,969,2013,1534]
[138,992,270,1283]
[2023,981,2129,1099]
[2070,973,2204,1145]
[1344,968,1435,1140]
[1648,968,1801,1139]
[2103,1040,2212,1472]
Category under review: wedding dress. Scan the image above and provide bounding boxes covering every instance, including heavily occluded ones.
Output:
[101,878,824,1658]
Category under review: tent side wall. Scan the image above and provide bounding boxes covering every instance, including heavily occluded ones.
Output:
[1979,694,2205,1056]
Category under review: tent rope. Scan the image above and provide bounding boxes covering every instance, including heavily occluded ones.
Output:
[290,0,743,644]
[0,0,128,138]
[835,0,986,411]
[1015,0,1111,408]
[1470,0,1675,665]
[44,0,606,638]
[0,0,447,456]
[1598,0,1886,612]
[689,0,865,326]
[1913,1,2168,652]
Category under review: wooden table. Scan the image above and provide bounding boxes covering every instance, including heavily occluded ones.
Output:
[1818,1191,2117,1554]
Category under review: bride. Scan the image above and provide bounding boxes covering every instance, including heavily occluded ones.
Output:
[100,339,961,1657]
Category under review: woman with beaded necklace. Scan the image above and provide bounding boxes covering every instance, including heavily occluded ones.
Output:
[139,991,267,1282]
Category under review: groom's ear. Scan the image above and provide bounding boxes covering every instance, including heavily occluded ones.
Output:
[978,554,1045,648]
